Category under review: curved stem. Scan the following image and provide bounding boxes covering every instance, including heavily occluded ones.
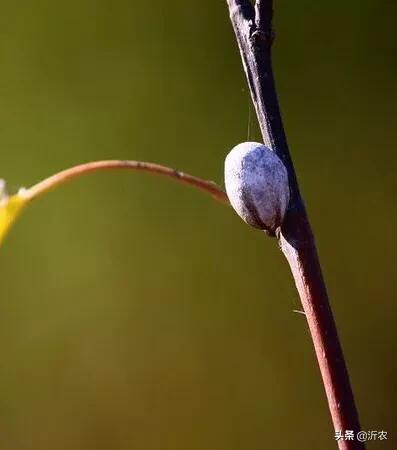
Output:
[22,160,229,205]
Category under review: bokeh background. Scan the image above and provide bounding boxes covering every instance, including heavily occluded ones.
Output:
[0,1,395,449]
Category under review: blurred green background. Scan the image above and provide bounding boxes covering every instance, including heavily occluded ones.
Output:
[0,1,395,449]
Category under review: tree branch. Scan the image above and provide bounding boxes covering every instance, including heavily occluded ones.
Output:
[226,1,364,448]
[22,160,229,205]
[0,160,228,249]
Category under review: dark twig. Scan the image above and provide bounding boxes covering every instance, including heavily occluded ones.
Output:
[226,1,363,448]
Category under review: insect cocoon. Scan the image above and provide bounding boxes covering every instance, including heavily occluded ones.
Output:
[224,142,290,233]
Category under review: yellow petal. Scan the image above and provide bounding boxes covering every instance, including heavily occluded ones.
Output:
[0,194,27,246]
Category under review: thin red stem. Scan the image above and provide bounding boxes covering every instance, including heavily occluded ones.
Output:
[22,160,229,205]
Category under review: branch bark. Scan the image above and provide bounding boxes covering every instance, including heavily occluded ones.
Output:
[226,1,364,448]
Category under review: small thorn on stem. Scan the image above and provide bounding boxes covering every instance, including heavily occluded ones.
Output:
[293,309,306,316]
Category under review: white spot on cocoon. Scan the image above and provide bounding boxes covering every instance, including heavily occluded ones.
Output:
[224,142,290,232]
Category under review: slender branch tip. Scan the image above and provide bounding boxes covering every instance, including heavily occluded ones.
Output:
[20,160,229,206]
